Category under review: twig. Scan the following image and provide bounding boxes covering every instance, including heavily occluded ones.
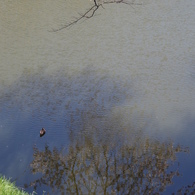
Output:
[50,0,138,32]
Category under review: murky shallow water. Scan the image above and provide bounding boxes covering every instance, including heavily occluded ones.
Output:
[0,0,195,194]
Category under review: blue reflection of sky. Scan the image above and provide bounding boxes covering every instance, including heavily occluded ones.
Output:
[0,70,131,194]
[0,68,194,194]
[0,106,70,194]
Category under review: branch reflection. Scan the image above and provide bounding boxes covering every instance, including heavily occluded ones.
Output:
[27,128,188,194]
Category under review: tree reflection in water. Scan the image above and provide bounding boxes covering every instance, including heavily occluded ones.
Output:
[26,128,188,194]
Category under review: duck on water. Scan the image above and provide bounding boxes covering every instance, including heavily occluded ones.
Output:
[40,128,46,137]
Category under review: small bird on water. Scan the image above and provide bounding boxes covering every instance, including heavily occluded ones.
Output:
[40,128,46,137]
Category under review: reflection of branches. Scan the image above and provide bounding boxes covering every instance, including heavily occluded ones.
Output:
[51,0,142,31]
[173,181,195,195]
[26,134,188,194]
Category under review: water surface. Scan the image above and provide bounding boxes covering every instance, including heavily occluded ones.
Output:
[0,0,195,194]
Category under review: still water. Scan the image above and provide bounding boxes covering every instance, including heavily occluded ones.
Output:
[0,0,195,194]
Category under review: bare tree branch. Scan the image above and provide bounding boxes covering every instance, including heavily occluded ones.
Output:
[50,0,140,32]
